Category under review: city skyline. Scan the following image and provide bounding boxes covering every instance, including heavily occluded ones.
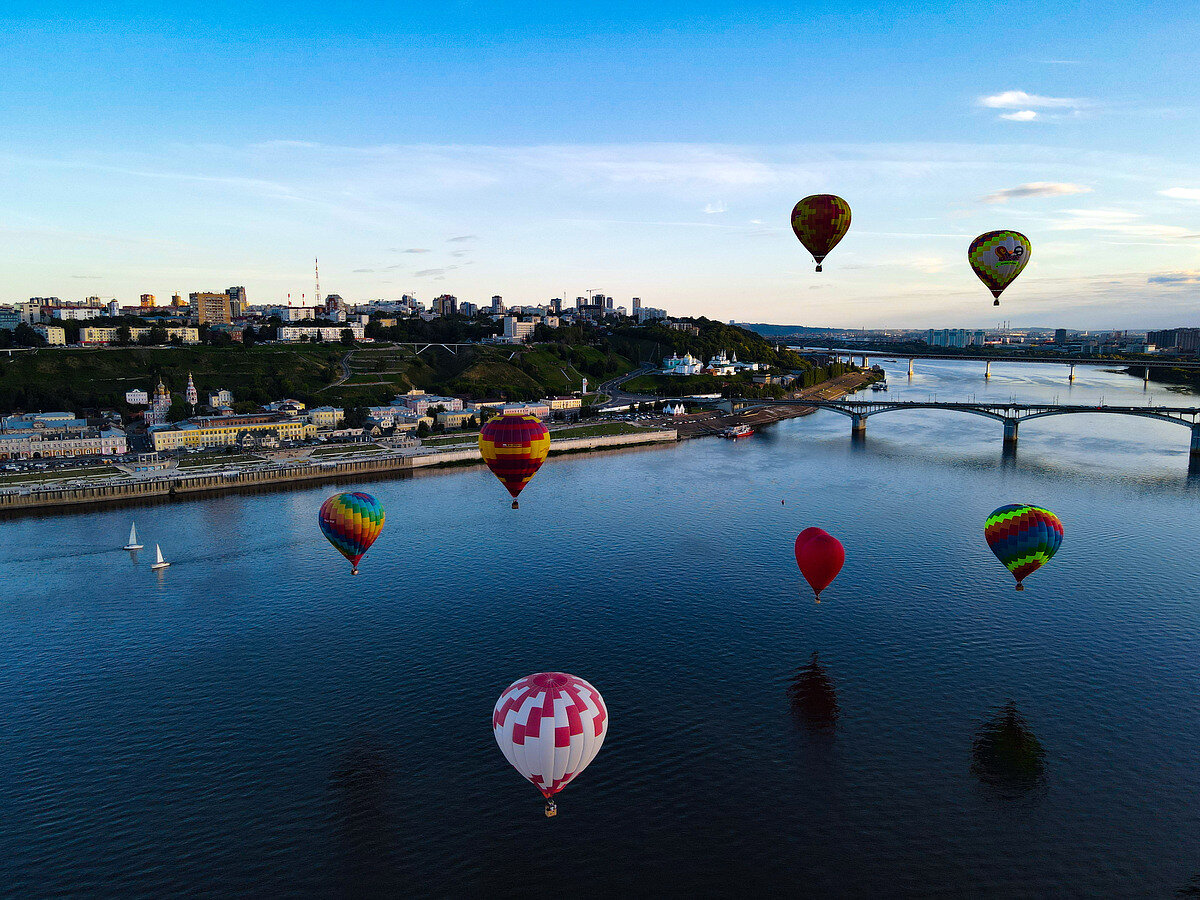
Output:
[3,2,1200,327]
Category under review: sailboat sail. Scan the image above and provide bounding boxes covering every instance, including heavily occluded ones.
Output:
[129,524,138,545]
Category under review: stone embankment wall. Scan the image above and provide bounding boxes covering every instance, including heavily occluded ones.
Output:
[0,429,678,514]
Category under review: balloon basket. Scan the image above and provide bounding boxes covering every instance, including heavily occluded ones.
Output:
[511,500,519,510]
[351,568,359,575]
[815,264,823,273]
[544,801,557,818]
[994,299,1000,306]
[1015,582,1024,591]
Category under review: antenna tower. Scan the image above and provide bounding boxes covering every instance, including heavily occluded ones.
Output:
[315,258,320,307]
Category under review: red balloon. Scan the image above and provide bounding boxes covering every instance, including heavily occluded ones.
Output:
[794,528,845,602]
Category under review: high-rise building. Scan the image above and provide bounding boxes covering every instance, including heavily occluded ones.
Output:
[190,292,232,325]
[226,286,247,318]
[491,295,505,314]
[171,293,186,308]
[140,294,156,308]
[1054,328,1067,344]
[604,295,614,310]
[433,294,458,316]
[549,298,563,314]
[632,297,641,312]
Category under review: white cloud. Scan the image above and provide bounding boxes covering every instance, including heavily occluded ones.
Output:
[1000,110,1039,122]
[980,91,1082,110]
[1051,208,1196,238]
[1159,188,1200,201]
[703,201,727,214]
[981,182,1092,203]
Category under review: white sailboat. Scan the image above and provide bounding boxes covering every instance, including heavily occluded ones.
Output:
[150,544,170,570]
[123,522,143,551]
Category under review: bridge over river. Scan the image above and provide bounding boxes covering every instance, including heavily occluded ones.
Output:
[792,347,1200,382]
[723,398,1200,468]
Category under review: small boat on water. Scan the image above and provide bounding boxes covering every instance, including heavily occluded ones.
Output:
[150,544,170,570]
[871,381,889,392]
[722,424,754,439]
[123,522,143,551]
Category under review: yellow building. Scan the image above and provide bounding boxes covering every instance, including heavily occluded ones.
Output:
[81,326,200,345]
[150,414,317,451]
[189,292,232,325]
[435,409,476,429]
[306,406,344,428]
[140,294,156,307]
[33,324,66,345]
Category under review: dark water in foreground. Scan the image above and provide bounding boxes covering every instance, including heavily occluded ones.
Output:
[3,361,1200,897]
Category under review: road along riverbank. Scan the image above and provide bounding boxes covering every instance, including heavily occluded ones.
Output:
[669,370,879,437]
[0,429,678,515]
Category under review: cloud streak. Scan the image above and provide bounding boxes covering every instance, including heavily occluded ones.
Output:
[980,90,1087,123]
[1159,188,1200,201]
[981,182,1091,203]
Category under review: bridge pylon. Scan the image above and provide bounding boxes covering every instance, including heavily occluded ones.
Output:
[985,361,991,379]
[851,414,867,437]
[907,359,914,378]
[1003,418,1019,445]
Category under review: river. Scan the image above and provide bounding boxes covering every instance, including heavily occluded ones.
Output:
[3,360,1199,896]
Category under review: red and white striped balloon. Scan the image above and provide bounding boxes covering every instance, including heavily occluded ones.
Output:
[492,672,609,802]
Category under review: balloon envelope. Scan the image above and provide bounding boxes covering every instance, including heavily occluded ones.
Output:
[984,504,1062,589]
[493,672,608,800]
[319,492,385,571]
[478,412,551,503]
[968,230,1031,303]
[791,195,851,271]
[794,528,845,600]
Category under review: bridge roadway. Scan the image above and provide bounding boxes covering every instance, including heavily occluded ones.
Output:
[722,397,1200,465]
[790,347,1200,380]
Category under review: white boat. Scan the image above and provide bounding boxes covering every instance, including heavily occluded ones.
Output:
[123,522,143,551]
[150,544,170,570]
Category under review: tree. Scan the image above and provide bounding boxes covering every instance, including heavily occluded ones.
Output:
[115,324,132,345]
[340,328,355,345]
[166,400,190,423]
[243,326,257,346]
[416,421,431,438]
[13,323,45,347]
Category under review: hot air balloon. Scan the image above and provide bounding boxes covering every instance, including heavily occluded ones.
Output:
[984,504,1062,591]
[791,194,851,272]
[968,230,1031,306]
[318,491,385,575]
[493,672,608,817]
[478,411,551,509]
[794,527,845,602]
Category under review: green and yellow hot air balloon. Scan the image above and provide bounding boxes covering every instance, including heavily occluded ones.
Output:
[969,230,1031,306]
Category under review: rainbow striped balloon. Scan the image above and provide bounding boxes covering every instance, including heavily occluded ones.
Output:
[318,491,385,574]
[478,412,550,508]
[984,504,1063,591]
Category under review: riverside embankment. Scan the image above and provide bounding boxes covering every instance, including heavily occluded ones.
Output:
[0,428,678,515]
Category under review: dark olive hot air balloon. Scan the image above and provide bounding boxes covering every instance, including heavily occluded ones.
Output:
[478,411,551,509]
[791,195,851,272]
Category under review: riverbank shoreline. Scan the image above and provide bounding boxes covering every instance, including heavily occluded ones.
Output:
[0,429,679,516]
[0,372,875,517]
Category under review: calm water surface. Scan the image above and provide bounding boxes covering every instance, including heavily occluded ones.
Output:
[3,360,1200,897]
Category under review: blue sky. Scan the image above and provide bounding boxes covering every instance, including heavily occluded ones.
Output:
[2,1,1199,327]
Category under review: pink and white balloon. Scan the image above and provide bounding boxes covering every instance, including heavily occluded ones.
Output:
[492,672,608,812]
